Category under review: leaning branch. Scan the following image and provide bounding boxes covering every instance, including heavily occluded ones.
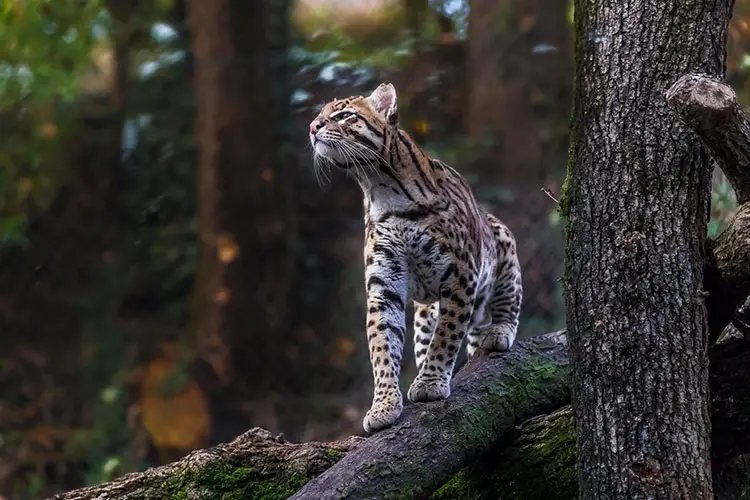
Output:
[667,73,750,337]
[291,332,570,499]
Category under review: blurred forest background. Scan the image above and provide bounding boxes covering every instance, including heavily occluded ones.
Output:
[0,0,745,497]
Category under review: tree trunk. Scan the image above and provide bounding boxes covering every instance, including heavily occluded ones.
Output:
[466,0,572,187]
[52,331,750,499]
[187,0,297,397]
[563,0,732,497]
[664,73,750,466]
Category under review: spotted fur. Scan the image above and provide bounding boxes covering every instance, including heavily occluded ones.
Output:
[309,83,523,433]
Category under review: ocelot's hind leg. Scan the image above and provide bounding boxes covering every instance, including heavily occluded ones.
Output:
[468,220,522,357]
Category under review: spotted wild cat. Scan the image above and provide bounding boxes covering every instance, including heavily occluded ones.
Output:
[308,83,523,432]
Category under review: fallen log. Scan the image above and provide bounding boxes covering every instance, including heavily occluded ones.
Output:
[52,329,750,499]
[52,428,364,500]
[52,332,570,499]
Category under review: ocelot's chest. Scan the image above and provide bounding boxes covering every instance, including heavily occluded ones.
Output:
[368,217,453,302]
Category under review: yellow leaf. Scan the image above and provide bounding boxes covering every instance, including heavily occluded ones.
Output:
[519,14,536,33]
[217,233,239,263]
[27,426,58,450]
[413,120,429,135]
[17,178,33,201]
[140,359,210,451]
[39,122,57,138]
[214,287,230,305]
[10,0,23,16]
[335,337,356,357]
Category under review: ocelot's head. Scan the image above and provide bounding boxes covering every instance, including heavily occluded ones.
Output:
[309,83,398,176]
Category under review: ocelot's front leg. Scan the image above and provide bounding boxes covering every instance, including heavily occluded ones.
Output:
[408,265,476,402]
[362,251,408,433]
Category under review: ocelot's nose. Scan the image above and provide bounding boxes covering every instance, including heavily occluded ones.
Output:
[309,119,324,135]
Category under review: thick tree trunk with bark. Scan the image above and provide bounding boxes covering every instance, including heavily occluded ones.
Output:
[665,73,750,466]
[563,0,732,497]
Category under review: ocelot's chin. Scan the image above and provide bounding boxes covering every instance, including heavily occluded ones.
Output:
[314,143,347,167]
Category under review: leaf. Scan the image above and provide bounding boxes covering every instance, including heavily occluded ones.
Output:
[519,13,536,34]
[140,358,211,451]
[0,213,29,248]
[217,233,239,263]
[335,337,356,357]
[38,121,57,138]
[413,120,429,135]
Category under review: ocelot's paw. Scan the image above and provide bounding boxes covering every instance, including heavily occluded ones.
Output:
[363,392,403,433]
[407,374,450,403]
[479,324,516,352]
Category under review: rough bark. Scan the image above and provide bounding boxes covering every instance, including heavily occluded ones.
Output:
[431,405,577,500]
[564,0,731,498]
[53,331,750,499]
[664,75,750,473]
[51,429,364,500]
[666,73,750,340]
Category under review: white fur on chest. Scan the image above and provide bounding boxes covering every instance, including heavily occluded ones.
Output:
[364,186,415,221]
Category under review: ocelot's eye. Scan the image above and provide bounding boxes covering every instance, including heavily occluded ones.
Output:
[335,111,355,121]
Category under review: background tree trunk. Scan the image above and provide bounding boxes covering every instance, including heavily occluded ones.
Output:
[189,0,296,375]
[564,0,732,497]
[188,0,298,426]
[465,0,572,187]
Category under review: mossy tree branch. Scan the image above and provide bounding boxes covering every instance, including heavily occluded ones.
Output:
[292,332,570,499]
[53,332,569,500]
[53,331,750,499]
[52,429,364,500]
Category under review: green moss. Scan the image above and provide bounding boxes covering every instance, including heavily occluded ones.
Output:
[433,358,573,500]
[162,464,311,500]
[558,124,576,219]
[326,449,345,461]
[449,359,567,455]
[430,408,577,500]
[558,174,571,217]
[433,409,577,500]
[431,471,483,500]
[494,410,577,499]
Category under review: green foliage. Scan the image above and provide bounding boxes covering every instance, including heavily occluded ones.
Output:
[78,260,137,486]
[291,35,419,73]
[0,1,108,247]
[119,38,197,320]
[709,174,737,239]
[0,0,106,105]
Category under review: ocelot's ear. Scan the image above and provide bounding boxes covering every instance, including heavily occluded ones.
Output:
[367,83,398,126]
